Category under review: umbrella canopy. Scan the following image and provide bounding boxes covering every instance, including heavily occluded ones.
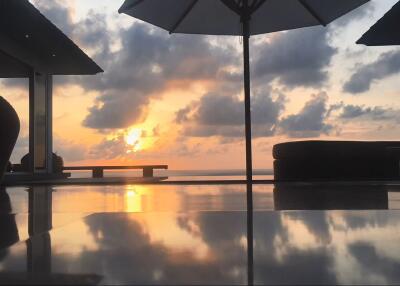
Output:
[357,0,400,46]
[119,0,369,36]
[118,0,369,185]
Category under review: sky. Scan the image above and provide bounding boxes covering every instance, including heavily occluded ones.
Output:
[1,0,400,170]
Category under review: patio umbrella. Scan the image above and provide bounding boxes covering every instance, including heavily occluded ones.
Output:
[118,0,369,184]
[118,3,370,284]
[357,0,400,46]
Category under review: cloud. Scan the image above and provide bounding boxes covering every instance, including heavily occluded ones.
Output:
[82,91,150,129]
[339,104,398,121]
[31,1,110,61]
[177,91,384,140]
[10,136,29,164]
[78,23,238,130]
[343,51,400,94]
[277,92,334,138]
[73,10,112,59]
[31,0,75,37]
[53,137,87,163]
[253,27,337,88]
[330,1,375,28]
[89,134,127,160]
[176,88,285,139]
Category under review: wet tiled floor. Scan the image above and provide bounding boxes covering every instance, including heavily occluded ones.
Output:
[1,183,400,285]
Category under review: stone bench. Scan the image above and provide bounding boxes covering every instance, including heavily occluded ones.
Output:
[63,165,168,178]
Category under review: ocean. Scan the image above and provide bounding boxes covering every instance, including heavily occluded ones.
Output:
[69,169,274,181]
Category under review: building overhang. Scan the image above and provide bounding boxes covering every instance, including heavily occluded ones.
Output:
[0,0,103,76]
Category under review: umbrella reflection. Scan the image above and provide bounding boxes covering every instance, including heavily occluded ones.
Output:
[246,183,254,286]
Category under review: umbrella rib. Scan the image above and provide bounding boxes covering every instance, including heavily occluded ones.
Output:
[298,0,327,26]
[220,0,242,16]
[169,0,199,34]
[118,0,144,13]
[250,0,258,8]
[250,0,267,14]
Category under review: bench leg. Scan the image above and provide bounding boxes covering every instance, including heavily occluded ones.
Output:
[93,168,104,178]
[143,168,153,178]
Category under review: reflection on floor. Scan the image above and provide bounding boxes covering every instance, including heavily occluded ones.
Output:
[1,183,400,285]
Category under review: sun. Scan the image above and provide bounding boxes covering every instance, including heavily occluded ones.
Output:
[125,128,142,153]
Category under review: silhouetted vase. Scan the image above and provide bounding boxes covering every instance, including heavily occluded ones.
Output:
[0,97,20,183]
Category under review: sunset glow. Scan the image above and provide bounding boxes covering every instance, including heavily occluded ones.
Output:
[125,128,142,153]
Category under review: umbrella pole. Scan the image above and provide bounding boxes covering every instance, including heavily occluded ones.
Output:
[242,12,254,286]
[243,20,252,185]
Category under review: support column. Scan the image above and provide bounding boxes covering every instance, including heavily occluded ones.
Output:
[29,72,53,173]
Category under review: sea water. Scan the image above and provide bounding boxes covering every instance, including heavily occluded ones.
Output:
[69,169,274,180]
